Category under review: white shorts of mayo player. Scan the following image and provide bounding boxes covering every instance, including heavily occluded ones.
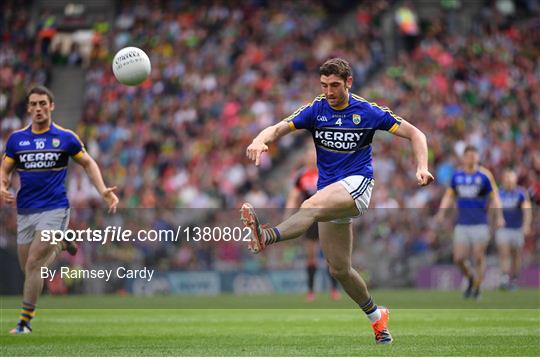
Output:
[17,208,70,245]
[496,228,524,249]
[453,224,490,245]
[331,175,374,224]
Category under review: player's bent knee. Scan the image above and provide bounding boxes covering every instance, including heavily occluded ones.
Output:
[300,197,319,209]
[472,247,487,259]
[25,257,45,273]
[25,250,52,273]
[300,199,325,219]
[328,265,351,280]
[473,254,485,263]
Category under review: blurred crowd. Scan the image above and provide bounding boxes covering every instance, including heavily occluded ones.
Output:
[0,1,52,134]
[72,0,392,210]
[361,0,540,279]
[1,0,539,290]
[368,2,540,208]
[62,0,398,284]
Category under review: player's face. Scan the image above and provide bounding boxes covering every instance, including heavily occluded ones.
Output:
[27,94,54,126]
[320,74,352,108]
[462,150,479,168]
[503,171,517,189]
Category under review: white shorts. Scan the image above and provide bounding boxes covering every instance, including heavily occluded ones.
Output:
[453,224,490,246]
[17,208,70,245]
[333,175,374,224]
[496,228,524,249]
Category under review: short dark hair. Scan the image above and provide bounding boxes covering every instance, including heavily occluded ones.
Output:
[27,85,54,104]
[319,58,352,82]
[464,145,478,153]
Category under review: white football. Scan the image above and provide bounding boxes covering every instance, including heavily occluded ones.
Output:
[112,47,151,86]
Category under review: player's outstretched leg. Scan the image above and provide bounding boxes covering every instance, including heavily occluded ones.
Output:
[240,203,268,253]
[241,183,358,253]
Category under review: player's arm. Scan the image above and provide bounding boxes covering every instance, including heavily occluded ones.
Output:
[0,155,16,204]
[285,186,302,209]
[483,170,505,229]
[489,191,505,229]
[435,188,456,223]
[392,120,434,186]
[521,193,532,236]
[283,184,303,220]
[248,98,316,166]
[246,121,293,166]
[72,152,119,213]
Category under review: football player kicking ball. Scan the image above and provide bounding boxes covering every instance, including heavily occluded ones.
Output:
[240,58,434,344]
[1,86,118,334]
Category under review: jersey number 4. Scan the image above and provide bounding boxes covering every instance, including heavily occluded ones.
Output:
[335,118,342,126]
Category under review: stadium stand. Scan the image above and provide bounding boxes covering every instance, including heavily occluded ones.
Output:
[1,0,538,293]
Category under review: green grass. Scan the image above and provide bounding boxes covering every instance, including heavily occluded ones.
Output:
[1,289,538,309]
[1,290,539,356]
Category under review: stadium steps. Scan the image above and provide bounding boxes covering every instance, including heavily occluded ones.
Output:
[36,0,111,9]
[49,65,84,128]
[32,0,114,31]
[31,0,114,129]
[413,0,484,34]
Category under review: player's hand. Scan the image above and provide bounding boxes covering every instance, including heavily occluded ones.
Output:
[434,211,445,226]
[495,215,505,230]
[416,168,434,186]
[0,187,15,204]
[246,141,268,166]
[101,187,119,214]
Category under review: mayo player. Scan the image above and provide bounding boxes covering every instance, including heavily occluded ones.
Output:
[496,169,532,290]
[1,86,119,334]
[285,143,340,302]
[241,58,434,344]
[436,145,504,300]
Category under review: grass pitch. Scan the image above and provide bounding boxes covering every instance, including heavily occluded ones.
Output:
[1,289,539,356]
